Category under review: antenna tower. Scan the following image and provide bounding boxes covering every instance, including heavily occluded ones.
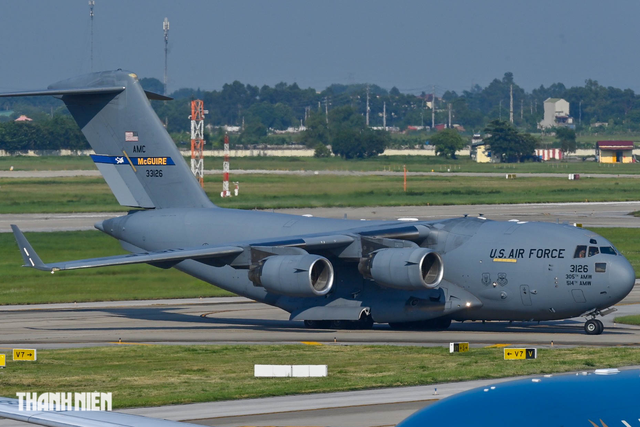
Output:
[190,100,205,188]
[366,85,370,126]
[89,1,95,72]
[509,84,514,123]
[221,134,231,197]
[163,17,170,95]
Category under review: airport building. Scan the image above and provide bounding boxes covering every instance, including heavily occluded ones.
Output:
[596,140,635,163]
[539,98,574,129]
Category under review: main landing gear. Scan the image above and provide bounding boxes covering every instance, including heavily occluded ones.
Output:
[583,307,616,335]
[304,315,374,330]
[389,317,452,331]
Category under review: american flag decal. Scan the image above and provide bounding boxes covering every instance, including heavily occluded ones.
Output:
[125,131,138,142]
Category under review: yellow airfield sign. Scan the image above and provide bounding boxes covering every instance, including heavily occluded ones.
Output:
[449,342,469,353]
[504,348,537,360]
[13,349,37,361]
[0,354,5,367]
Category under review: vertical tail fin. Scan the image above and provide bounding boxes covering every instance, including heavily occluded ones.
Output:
[0,70,214,209]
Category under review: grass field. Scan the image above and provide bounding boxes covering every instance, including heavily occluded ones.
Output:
[2,173,640,213]
[2,154,640,174]
[615,315,640,325]
[1,345,639,408]
[0,231,233,305]
[1,227,638,305]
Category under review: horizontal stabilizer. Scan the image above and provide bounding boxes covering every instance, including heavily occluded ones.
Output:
[0,87,125,98]
[11,225,48,271]
[11,225,242,272]
[144,90,173,101]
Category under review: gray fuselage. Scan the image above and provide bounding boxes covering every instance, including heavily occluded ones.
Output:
[99,207,635,324]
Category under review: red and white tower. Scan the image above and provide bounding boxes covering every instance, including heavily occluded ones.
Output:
[221,133,231,197]
[190,100,205,188]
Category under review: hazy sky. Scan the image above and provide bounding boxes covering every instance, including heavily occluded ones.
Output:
[1,1,639,95]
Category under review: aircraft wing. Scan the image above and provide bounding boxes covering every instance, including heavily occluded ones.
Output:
[11,225,242,272]
[0,396,200,427]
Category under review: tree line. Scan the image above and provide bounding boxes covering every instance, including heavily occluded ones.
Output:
[0,71,638,154]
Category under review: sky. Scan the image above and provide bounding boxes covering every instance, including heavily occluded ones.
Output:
[1,1,640,95]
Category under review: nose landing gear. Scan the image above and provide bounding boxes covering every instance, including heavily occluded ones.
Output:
[584,318,604,335]
[582,307,616,335]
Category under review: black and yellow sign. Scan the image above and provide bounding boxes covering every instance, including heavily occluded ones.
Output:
[504,348,537,360]
[0,354,5,367]
[449,342,469,353]
[13,349,37,361]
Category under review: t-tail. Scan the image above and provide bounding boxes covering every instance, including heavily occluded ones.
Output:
[0,70,214,209]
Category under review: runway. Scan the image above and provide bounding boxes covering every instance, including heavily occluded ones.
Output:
[1,201,640,233]
[1,284,640,349]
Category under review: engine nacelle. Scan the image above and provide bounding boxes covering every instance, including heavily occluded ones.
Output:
[358,247,444,290]
[248,254,334,297]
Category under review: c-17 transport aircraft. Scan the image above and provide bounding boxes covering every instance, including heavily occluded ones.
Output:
[1,70,635,335]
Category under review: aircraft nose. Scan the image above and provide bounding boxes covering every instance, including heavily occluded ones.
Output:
[610,256,636,302]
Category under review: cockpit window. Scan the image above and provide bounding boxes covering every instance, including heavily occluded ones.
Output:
[588,246,599,257]
[574,245,587,258]
[595,263,607,273]
[600,246,617,255]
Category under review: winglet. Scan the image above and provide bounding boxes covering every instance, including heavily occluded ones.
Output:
[10,225,51,272]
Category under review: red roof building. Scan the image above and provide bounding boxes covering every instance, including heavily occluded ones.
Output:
[596,141,635,163]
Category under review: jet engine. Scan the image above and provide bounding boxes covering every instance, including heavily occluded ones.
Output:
[358,247,444,290]
[248,254,334,297]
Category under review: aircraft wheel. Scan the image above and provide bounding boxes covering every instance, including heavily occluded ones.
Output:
[415,317,452,331]
[356,315,374,330]
[595,319,604,334]
[388,322,413,330]
[433,317,452,330]
[330,320,351,329]
[584,319,603,335]
[304,320,330,329]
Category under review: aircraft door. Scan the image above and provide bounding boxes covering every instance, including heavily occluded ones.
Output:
[520,285,532,306]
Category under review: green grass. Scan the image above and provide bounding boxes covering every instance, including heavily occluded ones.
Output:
[614,315,640,326]
[2,174,640,213]
[0,231,232,305]
[1,228,638,306]
[214,175,640,210]
[1,345,639,408]
[0,156,95,171]
[0,178,129,213]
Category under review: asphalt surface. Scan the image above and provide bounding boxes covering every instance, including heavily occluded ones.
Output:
[1,284,639,349]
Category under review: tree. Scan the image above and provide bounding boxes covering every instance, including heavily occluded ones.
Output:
[313,143,332,158]
[300,111,329,148]
[429,129,466,159]
[331,128,388,159]
[555,127,577,153]
[483,120,537,162]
